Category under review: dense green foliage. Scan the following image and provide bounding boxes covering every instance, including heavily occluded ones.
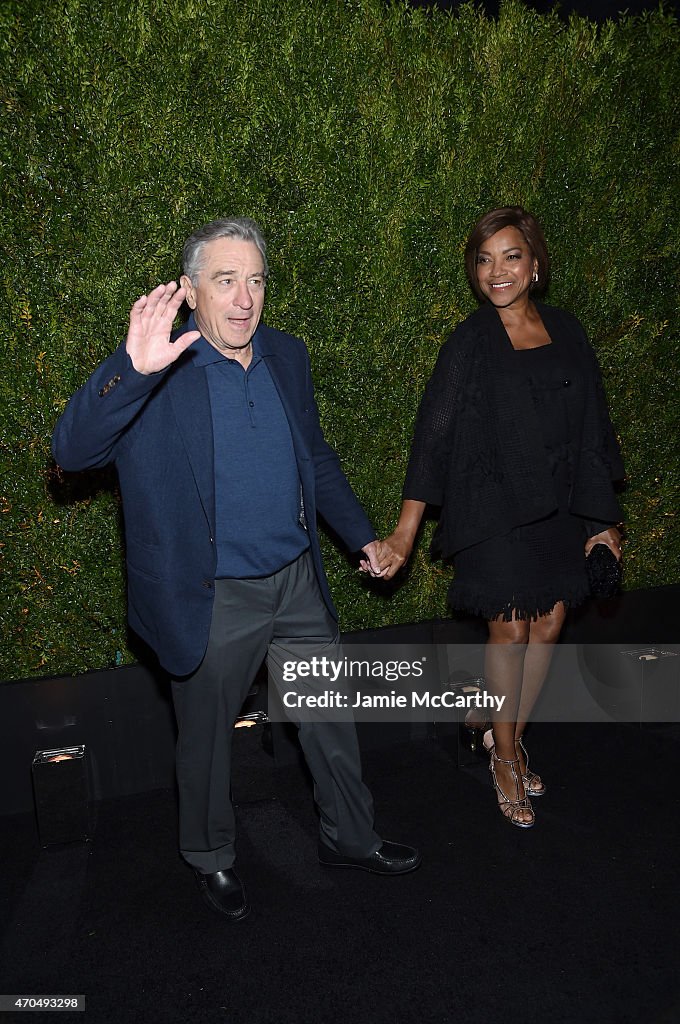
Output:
[1,0,678,680]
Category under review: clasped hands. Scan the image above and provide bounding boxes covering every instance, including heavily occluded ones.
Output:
[360,501,425,579]
[359,531,413,580]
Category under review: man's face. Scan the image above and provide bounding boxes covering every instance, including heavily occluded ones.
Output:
[181,238,266,355]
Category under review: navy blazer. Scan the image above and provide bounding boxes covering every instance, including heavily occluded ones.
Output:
[52,322,375,676]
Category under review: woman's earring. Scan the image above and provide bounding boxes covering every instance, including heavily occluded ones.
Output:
[532,271,539,283]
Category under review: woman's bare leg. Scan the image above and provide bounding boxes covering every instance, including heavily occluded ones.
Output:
[484,616,533,824]
[512,602,566,793]
[515,602,566,738]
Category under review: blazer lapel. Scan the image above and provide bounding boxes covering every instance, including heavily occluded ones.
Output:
[166,353,216,536]
[259,335,307,461]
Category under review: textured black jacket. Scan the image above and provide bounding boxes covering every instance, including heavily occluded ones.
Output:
[402,301,624,558]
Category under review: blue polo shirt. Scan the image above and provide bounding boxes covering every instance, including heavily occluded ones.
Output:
[191,326,309,578]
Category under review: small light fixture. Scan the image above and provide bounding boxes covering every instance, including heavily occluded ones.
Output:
[32,745,91,847]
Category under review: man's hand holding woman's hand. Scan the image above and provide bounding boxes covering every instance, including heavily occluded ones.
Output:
[359,500,427,579]
[359,540,399,577]
[358,532,413,580]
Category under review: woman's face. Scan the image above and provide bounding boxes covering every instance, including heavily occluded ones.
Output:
[475,226,538,310]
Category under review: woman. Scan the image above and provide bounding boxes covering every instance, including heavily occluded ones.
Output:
[380,207,624,828]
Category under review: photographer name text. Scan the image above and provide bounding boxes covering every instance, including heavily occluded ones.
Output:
[282,690,505,711]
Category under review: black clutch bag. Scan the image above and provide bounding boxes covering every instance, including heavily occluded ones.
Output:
[586,543,622,598]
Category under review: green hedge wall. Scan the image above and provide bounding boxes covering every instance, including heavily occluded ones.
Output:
[1,0,678,680]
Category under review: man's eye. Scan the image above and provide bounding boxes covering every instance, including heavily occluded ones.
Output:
[249,278,264,288]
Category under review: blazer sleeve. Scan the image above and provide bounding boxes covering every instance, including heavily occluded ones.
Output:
[52,342,168,471]
[402,328,468,506]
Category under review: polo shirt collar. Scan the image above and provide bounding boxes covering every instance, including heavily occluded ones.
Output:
[186,312,271,366]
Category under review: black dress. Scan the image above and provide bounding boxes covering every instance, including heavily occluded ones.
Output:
[448,340,594,621]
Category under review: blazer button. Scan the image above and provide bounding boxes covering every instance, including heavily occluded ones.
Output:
[98,374,121,397]
[202,579,213,589]
[563,379,571,387]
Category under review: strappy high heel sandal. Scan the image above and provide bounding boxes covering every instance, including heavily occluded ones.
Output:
[516,736,546,797]
[489,750,535,829]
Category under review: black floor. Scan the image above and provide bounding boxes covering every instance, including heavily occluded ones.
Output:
[2,722,679,1024]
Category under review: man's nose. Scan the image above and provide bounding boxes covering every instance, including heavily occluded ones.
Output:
[234,281,253,307]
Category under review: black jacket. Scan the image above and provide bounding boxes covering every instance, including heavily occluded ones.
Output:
[403,301,624,558]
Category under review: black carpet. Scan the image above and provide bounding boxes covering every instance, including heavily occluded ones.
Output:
[1,723,679,1024]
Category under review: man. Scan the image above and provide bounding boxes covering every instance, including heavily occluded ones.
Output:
[53,217,420,921]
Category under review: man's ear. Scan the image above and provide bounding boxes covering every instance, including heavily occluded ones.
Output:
[180,274,197,309]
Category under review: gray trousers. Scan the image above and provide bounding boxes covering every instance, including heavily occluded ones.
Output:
[171,551,380,873]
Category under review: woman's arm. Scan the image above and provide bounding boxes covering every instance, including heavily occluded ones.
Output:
[401,332,467,506]
[374,499,428,580]
[373,330,470,578]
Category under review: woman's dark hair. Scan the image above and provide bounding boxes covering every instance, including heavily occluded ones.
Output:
[464,206,549,301]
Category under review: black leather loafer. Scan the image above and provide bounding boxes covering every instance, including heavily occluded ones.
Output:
[318,840,421,875]
[194,868,250,920]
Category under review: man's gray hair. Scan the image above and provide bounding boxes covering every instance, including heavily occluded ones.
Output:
[182,217,268,281]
